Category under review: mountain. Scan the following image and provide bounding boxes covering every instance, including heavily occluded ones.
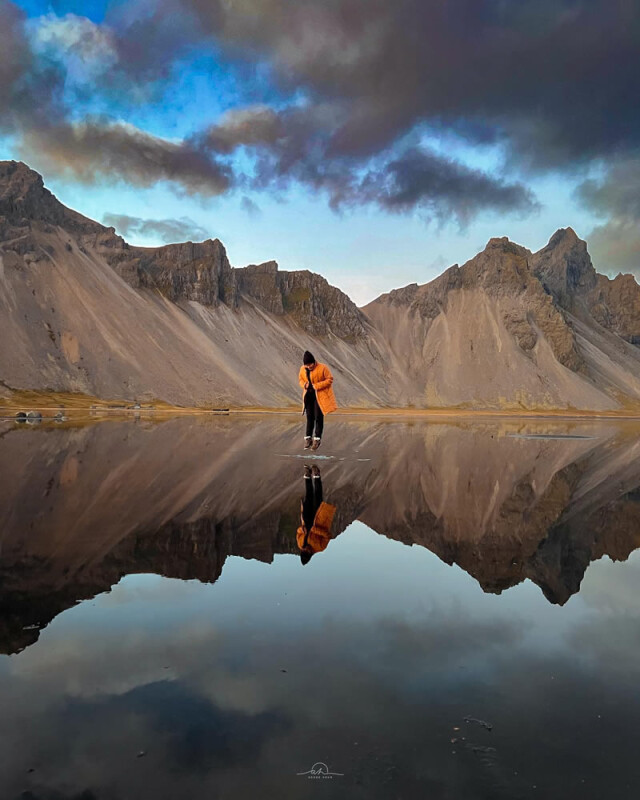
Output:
[0,161,388,408]
[2,416,639,653]
[2,160,640,411]
[364,231,640,410]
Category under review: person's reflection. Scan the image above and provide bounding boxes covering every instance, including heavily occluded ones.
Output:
[297,465,336,564]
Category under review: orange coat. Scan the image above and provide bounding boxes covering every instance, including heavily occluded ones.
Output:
[298,362,338,415]
[297,501,337,554]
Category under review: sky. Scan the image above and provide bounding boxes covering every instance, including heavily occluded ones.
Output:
[1,0,639,305]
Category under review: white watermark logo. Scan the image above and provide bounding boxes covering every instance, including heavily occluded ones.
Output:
[297,762,344,779]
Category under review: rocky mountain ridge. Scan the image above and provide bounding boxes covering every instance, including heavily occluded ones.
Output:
[365,229,640,409]
[1,160,640,410]
[1,161,367,337]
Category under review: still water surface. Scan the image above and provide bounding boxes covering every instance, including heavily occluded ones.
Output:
[1,415,639,799]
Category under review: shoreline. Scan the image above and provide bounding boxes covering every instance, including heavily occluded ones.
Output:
[2,389,640,422]
[3,401,640,423]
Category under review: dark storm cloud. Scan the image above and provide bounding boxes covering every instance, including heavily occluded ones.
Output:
[0,1,28,106]
[174,0,640,168]
[3,0,640,219]
[20,119,231,195]
[576,160,640,275]
[199,104,356,208]
[105,5,202,84]
[0,0,62,127]
[586,220,640,276]
[0,0,538,218]
[577,161,640,220]
[360,147,538,222]
[103,212,211,243]
[200,105,535,223]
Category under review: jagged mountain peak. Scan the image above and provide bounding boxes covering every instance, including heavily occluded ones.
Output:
[368,235,536,311]
[0,162,369,362]
[365,282,421,308]
[531,227,597,306]
[0,159,104,237]
[483,235,532,257]
[548,226,580,246]
[538,227,589,263]
[1,160,62,220]
[0,160,45,194]
[461,235,533,287]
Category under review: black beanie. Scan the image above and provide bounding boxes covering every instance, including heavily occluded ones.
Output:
[303,350,315,365]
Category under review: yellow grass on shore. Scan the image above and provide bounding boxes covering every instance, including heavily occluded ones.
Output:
[0,390,202,414]
[3,390,640,421]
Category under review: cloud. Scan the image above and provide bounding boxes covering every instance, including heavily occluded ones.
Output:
[3,0,640,222]
[200,105,536,223]
[0,1,230,197]
[577,160,640,221]
[176,0,640,168]
[105,0,204,85]
[19,119,232,196]
[27,4,202,93]
[115,0,640,215]
[203,105,288,154]
[0,0,542,221]
[103,212,211,243]
[0,1,30,110]
[240,196,261,217]
[576,160,640,275]
[28,12,118,84]
[0,0,58,128]
[358,147,538,224]
[585,220,640,276]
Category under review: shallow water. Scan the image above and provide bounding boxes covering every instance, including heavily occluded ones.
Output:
[1,415,639,799]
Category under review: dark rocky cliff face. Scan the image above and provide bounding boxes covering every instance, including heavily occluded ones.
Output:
[531,227,598,308]
[235,261,368,340]
[586,273,640,345]
[100,236,238,307]
[0,161,102,237]
[530,227,640,346]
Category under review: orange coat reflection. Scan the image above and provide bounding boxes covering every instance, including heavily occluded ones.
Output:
[297,501,336,554]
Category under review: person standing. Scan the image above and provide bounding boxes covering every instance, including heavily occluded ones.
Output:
[298,350,337,450]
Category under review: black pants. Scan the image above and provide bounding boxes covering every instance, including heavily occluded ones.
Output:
[304,394,324,438]
[302,474,323,531]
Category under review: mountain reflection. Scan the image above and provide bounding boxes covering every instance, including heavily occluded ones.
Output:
[1,415,639,654]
